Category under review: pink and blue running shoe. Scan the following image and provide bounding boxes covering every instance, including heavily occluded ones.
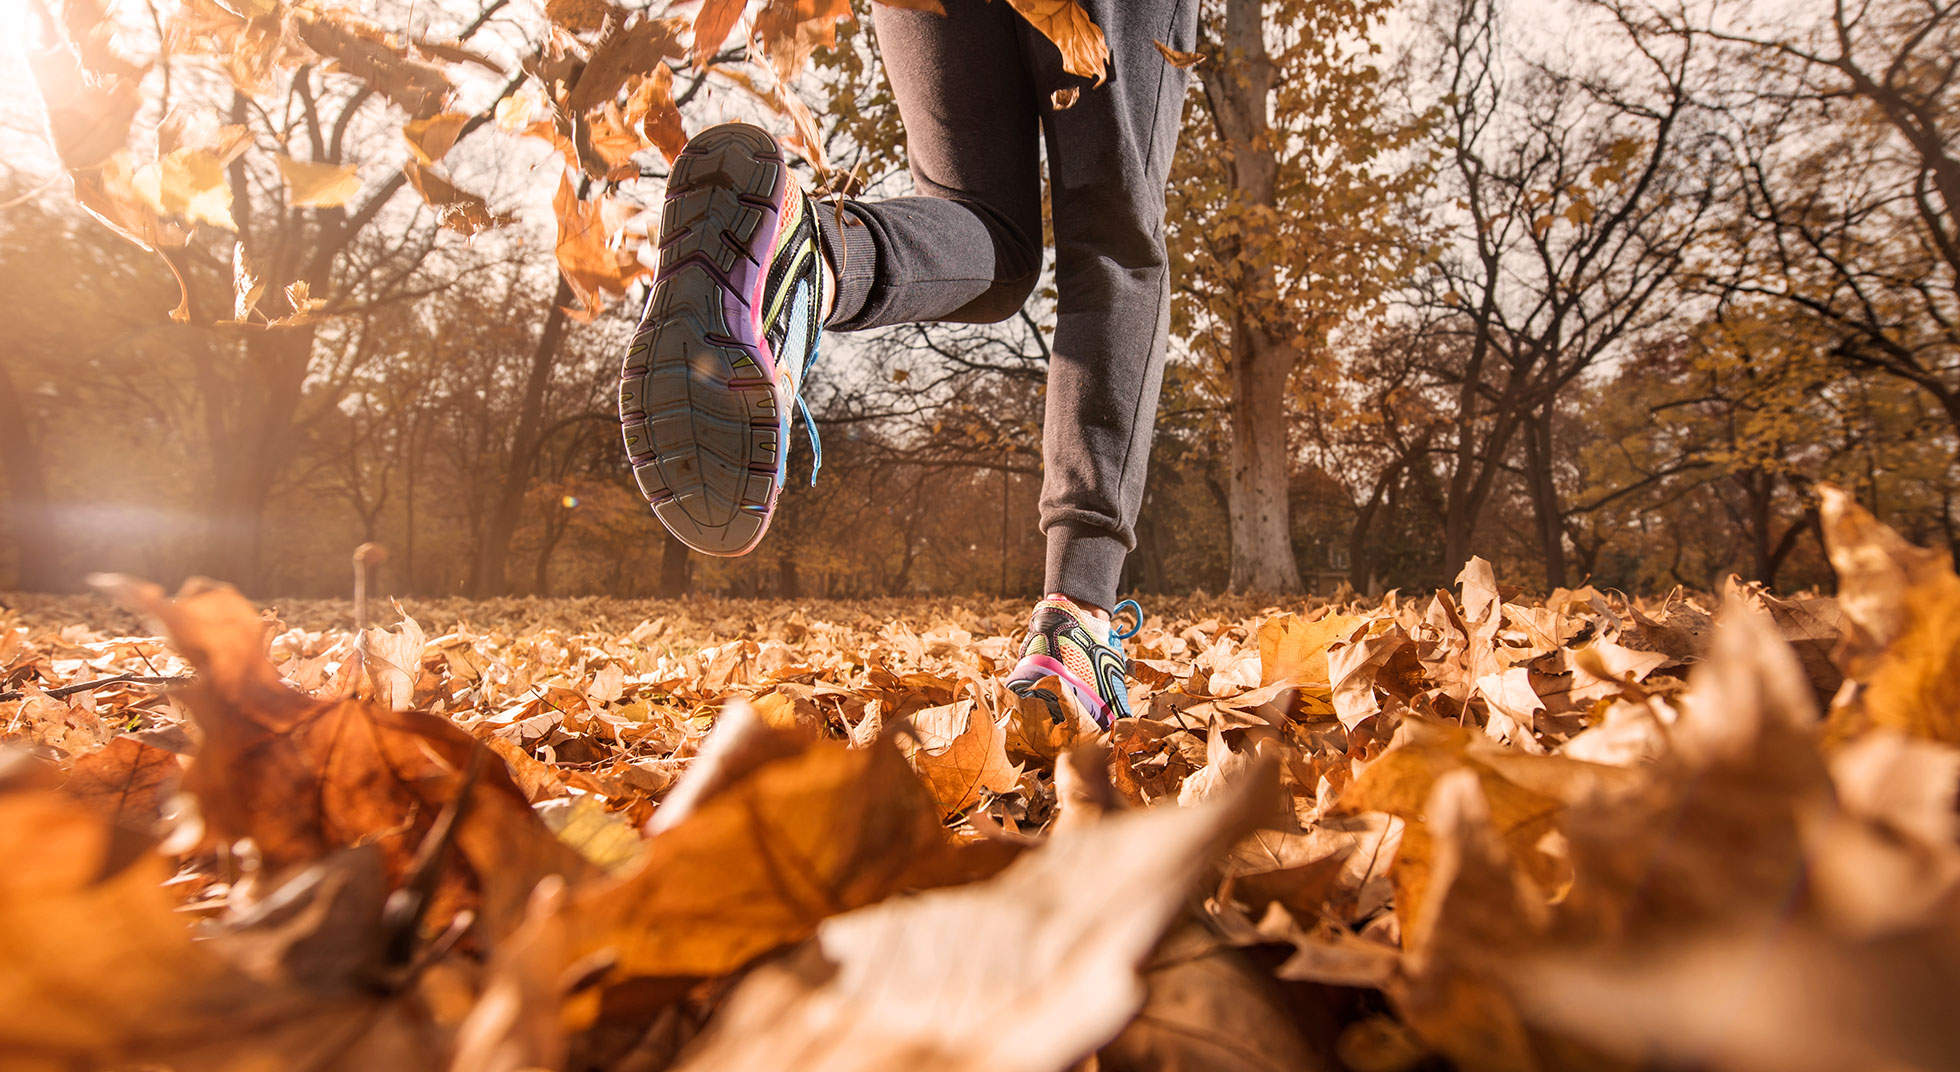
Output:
[1005,596,1143,730]
[619,122,826,555]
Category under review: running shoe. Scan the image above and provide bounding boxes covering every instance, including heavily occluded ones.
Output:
[1005,596,1143,730]
[619,122,827,556]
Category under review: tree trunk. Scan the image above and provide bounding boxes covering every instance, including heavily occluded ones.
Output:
[0,362,60,591]
[778,551,800,599]
[659,532,692,597]
[1522,404,1567,590]
[1202,0,1299,595]
[1226,319,1303,593]
[197,325,318,591]
[472,277,573,598]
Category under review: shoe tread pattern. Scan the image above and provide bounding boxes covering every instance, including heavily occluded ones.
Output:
[620,124,787,556]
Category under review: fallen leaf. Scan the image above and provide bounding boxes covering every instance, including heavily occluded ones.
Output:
[574,736,954,979]
[64,735,180,833]
[897,700,1021,816]
[669,757,1277,1071]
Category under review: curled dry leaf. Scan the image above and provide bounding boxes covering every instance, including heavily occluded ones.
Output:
[27,48,142,171]
[569,17,687,113]
[401,112,470,166]
[1155,39,1205,67]
[691,0,749,68]
[404,160,514,237]
[1818,482,1960,744]
[96,576,594,939]
[0,763,440,1071]
[573,736,957,980]
[1050,86,1080,110]
[752,0,855,83]
[1005,0,1109,83]
[670,756,1278,1072]
[291,13,451,120]
[552,172,648,320]
[628,63,689,162]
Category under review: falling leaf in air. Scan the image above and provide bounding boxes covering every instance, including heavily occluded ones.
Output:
[691,0,748,68]
[1155,39,1204,67]
[551,171,647,320]
[404,160,514,237]
[275,155,363,208]
[401,112,469,166]
[1005,0,1108,84]
[752,0,854,83]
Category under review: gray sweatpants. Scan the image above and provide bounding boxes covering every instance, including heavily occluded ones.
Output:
[814,0,1198,610]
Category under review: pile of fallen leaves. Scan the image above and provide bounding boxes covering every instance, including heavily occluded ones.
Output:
[4,482,1959,1071]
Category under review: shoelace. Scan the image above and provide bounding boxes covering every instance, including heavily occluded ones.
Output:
[791,269,823,487]
[1110,599,1143,644]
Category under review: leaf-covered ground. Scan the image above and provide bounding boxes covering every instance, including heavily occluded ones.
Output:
[4,485,1959,1072]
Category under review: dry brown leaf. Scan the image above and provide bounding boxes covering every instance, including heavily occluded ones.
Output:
[669,757,1277,1071]
[402,112,470,166]
[897,700,1021,816]
[1154,39,1205,67]
[404,160,514,237]
[753,0,854,83]
[627,64,689,162]
[1098,921,1330,1072]
[64,735,180,833]
[275,154,363,208]
[570,17,687,113]
[574,736,954,979]
[0,763,439,1070]
[292,13,451,119]
[552,172,646,321]
[98,577,594,938]
[546,0,627,33]
[27,49,141,171]
[691,0,749,68]
[1818,483,1960,743]
[1004,0,1108,83]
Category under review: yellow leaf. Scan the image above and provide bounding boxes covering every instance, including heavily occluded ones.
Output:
[275,154,362,208]
[136,148,235,230]
[401,111,469,166]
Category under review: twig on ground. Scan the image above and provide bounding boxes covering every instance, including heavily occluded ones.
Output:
[0,673,193,704]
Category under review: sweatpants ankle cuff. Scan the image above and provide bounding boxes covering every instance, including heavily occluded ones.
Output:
[815,202,878,328]
[1043,522,1128,611]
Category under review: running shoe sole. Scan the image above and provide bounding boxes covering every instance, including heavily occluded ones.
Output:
[619,124,791,556]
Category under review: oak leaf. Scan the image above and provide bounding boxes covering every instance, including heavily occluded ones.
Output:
[897,700,1021,815]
